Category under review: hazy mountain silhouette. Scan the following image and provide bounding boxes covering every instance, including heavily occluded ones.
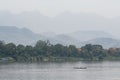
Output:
[67,31,114,41]
[82,38,120,48]
[0,26,80,45]
[0,26,46,45]
[0,11,120,48]
[51,34,80,45]
[0,11,120,38]
[0,26,120,48]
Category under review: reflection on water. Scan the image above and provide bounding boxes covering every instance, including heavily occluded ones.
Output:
[0,61,120,80]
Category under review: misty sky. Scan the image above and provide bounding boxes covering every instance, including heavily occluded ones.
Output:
[0,0,120,17]
[0,0,120,37]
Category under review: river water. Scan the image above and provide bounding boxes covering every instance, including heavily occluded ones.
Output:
[0,61,120,80]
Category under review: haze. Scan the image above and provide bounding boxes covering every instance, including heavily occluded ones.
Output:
[0,0,120,38]
[0,0,120,17]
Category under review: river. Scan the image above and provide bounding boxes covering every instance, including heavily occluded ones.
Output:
[0,61,120,80]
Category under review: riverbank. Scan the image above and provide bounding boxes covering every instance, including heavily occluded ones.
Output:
[1,56,120,63]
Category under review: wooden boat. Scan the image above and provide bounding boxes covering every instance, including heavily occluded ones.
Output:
[73,67,87,69]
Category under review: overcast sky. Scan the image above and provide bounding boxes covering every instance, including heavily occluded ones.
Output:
[0,0,120,18]
[0,0,120,38]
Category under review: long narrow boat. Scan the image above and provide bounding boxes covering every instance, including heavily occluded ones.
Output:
[73,67,87,69]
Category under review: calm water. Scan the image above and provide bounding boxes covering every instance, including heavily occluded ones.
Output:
[0,61,120,80]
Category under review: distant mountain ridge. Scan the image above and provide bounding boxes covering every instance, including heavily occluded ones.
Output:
[0,26,120,48]
[0,26,80,45]
[67,31,114,41]
[0,11,120,38]
[0,26,46,45]
[82,38,120,48]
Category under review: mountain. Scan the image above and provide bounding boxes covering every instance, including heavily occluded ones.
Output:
[67,31,114,41]
[0,26,46,45]
[0,11,120,38]
[0,26,120,48]
[51,34,80,45]
[82,38,120,48]
[0,26,80,46]
[40,32,56,37]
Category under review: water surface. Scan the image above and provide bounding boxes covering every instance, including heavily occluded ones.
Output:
[0,61,120,80]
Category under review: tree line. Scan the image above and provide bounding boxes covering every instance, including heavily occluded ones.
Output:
[0,40,120,62]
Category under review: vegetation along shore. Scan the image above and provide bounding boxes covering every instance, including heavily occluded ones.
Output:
[0,40,120,63]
